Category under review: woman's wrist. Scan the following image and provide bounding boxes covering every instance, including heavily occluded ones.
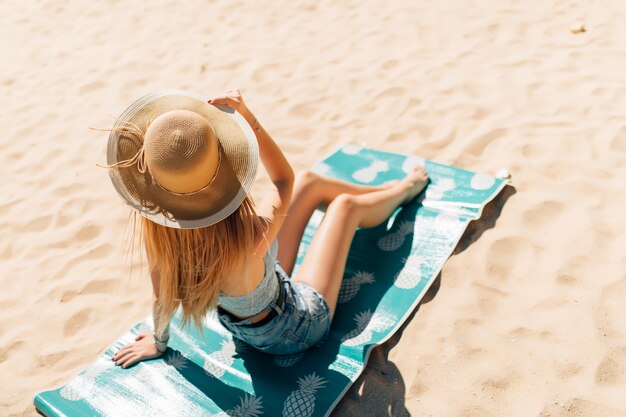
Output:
[153,333,169,353]
[240,109,262,132]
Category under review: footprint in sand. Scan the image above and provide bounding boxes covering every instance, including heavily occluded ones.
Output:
[0,339,25,364]
[609,125,626,153]
[63,308,93,337]
[521,200,564,230]
[288,101,319,118]
[73,224,102,241]
[556,273,578,286]
[540,398,626,417]
[594,277,626,337]
[485,237,535,281]
[595,347,626,385]
[554,362,584,379]
[466,128,507,158]
[15,215,52,233]
[82,278,118,295]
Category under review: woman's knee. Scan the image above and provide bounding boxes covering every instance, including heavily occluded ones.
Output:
[294,170,320,192]
[327,193,358,215]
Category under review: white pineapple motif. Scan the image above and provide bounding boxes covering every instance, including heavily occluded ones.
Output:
[470,173,496,190]
[352,160,389,183]
[338,271,376,303]
[215,394,264,417]
[312,161,332,176]
[341,144,363,155]
[165,351,188,370]
[394,255,425,289]
[425,177,455,201]
[60,357,112,401]
[377,221,415,251]
[273,351,306,368]
[204,340,236,378]
[341,309,396,347]
[282,373,326,417]
[401,156,425,173]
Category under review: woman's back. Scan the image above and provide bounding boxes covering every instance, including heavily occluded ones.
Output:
[218,239,280,318]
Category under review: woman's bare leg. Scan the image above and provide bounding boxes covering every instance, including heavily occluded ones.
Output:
[277,170,395,275]
[293,167,428,316]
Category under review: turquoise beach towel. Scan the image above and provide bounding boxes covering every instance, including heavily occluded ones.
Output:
[34,145,507,417]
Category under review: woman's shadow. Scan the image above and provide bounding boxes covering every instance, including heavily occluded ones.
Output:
[330,185,515,417]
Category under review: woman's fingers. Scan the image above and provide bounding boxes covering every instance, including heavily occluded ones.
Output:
[208,97,232,106]
[118,354,139,368]
[113,349,134,364]
[208,89,242,105]
[112,344,133,359]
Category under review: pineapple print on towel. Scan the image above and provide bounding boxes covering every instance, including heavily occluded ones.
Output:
[215,394,264,417]
[165,351,188,370]
[341,309,397,347]
[282,373,326,417]
[401,156,425,174]
[470,172,496,190]
[394,255,425,289]
[341,144,363,155]
[425,177,455,201]
[351,159,389,183]
[312,161,332,176]
[338,271,375,303]
[273,351,306,368]
[60,357,113,401]
[377,221,414,252]
[204,340,236,378]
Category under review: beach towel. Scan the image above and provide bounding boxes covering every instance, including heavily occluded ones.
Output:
[34,144,507,417]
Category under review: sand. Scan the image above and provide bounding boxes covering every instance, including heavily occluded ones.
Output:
[2,0,626,416]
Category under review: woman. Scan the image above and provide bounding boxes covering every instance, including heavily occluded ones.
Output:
[100,89,428,368]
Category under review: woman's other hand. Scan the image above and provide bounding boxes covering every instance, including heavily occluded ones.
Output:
[111,332,164,368]
[207,89,250,116]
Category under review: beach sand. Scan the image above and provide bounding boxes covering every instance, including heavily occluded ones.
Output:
[2,0,626,415]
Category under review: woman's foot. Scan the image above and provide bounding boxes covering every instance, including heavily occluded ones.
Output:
[399,166,429,205]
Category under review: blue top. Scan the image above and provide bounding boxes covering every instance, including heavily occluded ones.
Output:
[218,239,280,317]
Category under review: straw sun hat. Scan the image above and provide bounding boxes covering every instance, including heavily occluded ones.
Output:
[97,90,258,229]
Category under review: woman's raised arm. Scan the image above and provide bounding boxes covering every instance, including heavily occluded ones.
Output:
[208,90,294,255]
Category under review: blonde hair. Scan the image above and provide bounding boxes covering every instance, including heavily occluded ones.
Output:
[130,196,269,336]
[92,117,269,336]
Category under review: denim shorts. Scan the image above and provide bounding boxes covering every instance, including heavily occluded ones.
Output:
[217,263,332,355]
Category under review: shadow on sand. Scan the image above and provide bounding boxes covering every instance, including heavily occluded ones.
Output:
[330,185,515,417]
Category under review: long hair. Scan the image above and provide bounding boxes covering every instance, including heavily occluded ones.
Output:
[91,116,269,335]
[132,196,269,336]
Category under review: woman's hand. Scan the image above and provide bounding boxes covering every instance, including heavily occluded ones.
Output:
[111,332,164,368]
[207,89,251,117]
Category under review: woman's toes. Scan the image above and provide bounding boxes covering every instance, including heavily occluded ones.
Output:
[414,167,428,181]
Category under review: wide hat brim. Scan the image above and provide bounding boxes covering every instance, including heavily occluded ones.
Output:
[106,89,258,229]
